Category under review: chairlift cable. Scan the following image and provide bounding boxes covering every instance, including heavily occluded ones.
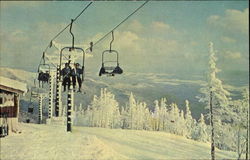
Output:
[85,0,149,52]
[38,2,93,69]
[44,2,93,53]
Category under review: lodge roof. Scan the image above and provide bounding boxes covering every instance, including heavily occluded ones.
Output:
[0,76,27,94]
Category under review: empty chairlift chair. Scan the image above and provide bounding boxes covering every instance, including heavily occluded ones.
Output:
[27,86,39,113]
[99,31,123,77]
[99,50,123,76]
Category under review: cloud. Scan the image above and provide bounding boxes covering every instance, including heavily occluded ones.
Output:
[151,21,171,31]
[223,50,242,59]
[114,31,141,52]
[34,21,68,41]
[0,29,30,55]
[126,20,145,33]
[207,8,249,34]
[221,36,236,43]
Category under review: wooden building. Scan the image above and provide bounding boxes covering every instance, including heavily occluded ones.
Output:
[0,76,27,136]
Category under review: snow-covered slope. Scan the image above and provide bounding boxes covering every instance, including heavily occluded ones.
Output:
[1,123,237,160]
[0,67,36,86]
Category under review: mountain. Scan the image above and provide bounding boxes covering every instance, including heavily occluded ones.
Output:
[0,67,36,85]
[1,123,237,160]
[0,67,247,119]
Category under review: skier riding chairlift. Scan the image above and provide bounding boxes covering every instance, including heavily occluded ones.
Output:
[37,63,50,88]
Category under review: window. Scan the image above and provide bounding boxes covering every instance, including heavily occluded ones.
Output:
[0,97,3,104]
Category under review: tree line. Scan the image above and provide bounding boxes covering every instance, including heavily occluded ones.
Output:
[74,42,249,159]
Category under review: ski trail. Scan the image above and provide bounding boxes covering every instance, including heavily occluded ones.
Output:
[1,123,127,160]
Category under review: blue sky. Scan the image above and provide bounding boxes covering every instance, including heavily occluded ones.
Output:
[0,1,249,85]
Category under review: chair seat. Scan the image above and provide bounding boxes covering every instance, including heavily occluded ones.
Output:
[99,66,123,76]
[104,66,116,70]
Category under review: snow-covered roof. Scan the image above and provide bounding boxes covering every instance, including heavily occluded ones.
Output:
[0,76,27,94]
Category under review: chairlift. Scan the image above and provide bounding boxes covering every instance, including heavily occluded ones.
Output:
[99,31,123,76]
[27,86,39,113]
[37,52,50,88]
[59,19,85,86]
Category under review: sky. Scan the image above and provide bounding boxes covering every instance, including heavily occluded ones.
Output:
[0,1,249,85]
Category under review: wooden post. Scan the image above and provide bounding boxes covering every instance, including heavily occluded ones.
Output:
[48,72,55,119]
[210,90,215,160]
[39,94,43,124]
[66,82,73,132]
[55,66,62,117]
[246,108,249,160]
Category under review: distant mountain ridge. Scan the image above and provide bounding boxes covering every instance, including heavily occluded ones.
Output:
[0,67,247,119]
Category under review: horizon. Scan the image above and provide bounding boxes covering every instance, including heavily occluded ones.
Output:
[0,1,249,87]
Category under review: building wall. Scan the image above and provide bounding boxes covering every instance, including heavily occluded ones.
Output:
[0,91,21,133]
[0,92,18,117]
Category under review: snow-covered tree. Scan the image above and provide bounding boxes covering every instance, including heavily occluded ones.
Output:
[128,92,136,129]
[126,92,151,130]
[227,88,249,159]
[152,100,160,131]
[197,42,230,160]
[85,88,121,128]
[159,98,168,131]
[167,103,180,134]
[177,110,188,137]
[194,114,209,142]
[184,100,196,139]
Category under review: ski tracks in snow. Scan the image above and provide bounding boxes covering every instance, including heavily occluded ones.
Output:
[1,123,126,160]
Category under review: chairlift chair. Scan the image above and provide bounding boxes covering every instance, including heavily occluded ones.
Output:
[27,86,39,113]
[59,19,86,85]
[59,47,85,83]
[99,31,123,77]
[37,54,51,88]
[99,50,123,76]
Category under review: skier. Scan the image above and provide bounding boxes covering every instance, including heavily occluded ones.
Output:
[61,63,72,92]
[72,63,83,92]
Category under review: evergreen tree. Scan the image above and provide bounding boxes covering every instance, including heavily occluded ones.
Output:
[178,110,188,136]
[159,98,168,131]
[194,114,209,142]
[184,100,196,139]
[153,100,160,131]
[86,88,121,128]
[128,92,136,129]
[197,42,230,160]
[228,89,249,159]
[167,103,180,134]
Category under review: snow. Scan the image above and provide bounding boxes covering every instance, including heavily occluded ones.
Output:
[0,76,27,93]
[1,123,237,160]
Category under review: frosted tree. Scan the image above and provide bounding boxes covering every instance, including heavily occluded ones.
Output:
[128,92,136,129]
[177,110,188,136]
[228,89,249,159]
[243,89,249,160]
[86,88,121,128]
[159,98,168,131]
[184,100,196,139]
[194,114,209,142]
[197,42,230,160]
[167,103,180,134]
[120,106,129,129]
[143,106,152,130]
[136,102,148,130]
[152,100,160,131]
